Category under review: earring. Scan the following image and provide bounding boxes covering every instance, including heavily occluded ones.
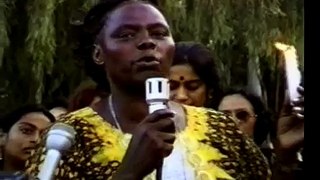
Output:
[94,58,104,65]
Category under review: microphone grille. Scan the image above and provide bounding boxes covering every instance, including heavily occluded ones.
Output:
[46,122,77,151]
[50,123,76,136]
[145,77,169,101]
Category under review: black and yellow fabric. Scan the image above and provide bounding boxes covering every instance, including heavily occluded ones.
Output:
[25,105,271,180]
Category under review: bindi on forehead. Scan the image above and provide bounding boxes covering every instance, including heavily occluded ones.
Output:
[179,76,185,81]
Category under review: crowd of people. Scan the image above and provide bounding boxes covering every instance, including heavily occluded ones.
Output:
[0,0,303,179]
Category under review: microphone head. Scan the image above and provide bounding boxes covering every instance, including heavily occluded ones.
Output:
[45,123,76,152]
[145,77,169,102]
[145,77,170,113]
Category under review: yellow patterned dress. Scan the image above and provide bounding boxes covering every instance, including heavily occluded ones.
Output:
[25,105,271,180]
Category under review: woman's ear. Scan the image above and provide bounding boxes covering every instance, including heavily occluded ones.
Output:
[206,89,215,107]
[208,89,214,99]
[92,44,104,65]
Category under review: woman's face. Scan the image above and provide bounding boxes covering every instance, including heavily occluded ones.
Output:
[96,2,175,89]
[3,112,52,162]
[169,64,207,106]
[218,94,256,137]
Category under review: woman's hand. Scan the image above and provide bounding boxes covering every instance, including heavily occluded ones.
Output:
[276,86,304,162]
[113,109,176,180]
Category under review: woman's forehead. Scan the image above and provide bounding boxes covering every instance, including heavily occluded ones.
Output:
[105,2,169,31]
[220,94,254,111]
[8,112,51,132]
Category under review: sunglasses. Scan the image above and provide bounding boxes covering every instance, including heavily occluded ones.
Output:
[221,110,256,122]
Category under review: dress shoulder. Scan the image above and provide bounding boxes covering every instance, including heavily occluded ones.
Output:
[183,105,272,180]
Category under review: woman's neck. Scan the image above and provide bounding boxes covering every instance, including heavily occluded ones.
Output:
[111,89,149,123]
[2,153,24,172]
[91,86,150,133]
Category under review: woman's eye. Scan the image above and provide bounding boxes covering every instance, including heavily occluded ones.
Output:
[151,30,169,39]
[119,33,135,39]
[20,128,33,135]
[169,81,179,90]
[185,82,202,91]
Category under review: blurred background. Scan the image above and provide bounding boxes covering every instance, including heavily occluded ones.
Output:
[0,0,304,117]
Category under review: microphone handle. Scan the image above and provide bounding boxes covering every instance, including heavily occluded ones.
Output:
[38,149,61,180]
[156,159,163,180]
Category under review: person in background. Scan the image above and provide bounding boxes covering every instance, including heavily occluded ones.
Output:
[214,88,274,168]
[68,81,108,112]
[0,104,55,173]
[215,89,271,146]
[169,41,221,108]
[44,98,69,119]
[215,87,304,180]
[25,1,270,179]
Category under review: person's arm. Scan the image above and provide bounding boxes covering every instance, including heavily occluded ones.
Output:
[272,86,304,180]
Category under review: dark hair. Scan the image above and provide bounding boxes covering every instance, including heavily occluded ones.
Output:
[0,104,56,133]
[68,83,108,111]
[214,89,271,145]
[75,0,159,92]
[173,41,222,107]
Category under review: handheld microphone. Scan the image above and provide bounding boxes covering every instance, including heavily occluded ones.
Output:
[145,77,170,114]
[145,77,170,180]
[37,123,76,180]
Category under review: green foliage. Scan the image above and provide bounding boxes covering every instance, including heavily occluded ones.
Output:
[0,0,11,68]
[0,0,98,114]
[161,0,303,114]
[0,0,303,115]
[165,0,302,115]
